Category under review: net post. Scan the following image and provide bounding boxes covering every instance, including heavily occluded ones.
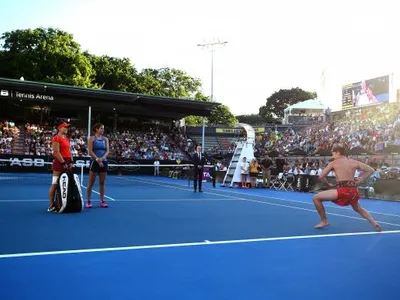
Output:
[87,106,91,140]
[80,164,84,186]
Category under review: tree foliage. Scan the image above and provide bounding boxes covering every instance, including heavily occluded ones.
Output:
[184,115,204,126]
[136,68,202,98]
[208,104,237,127]
[0,28,95,87]
[85,53,139,92]
[236,114,265,125]
[258,88,317,123]
[0,27,237,126]
[1,27,319,128]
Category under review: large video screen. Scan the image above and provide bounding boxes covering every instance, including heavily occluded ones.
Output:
[342,75,389,109]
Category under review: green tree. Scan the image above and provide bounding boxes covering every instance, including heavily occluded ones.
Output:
[259,87,317,123]
[0,27,95,87]
[183,92,237,127]
[136,67,202,98]
[135,68,163,96]
[183,92,209,126]
[0,27,238,127]
[85,53,139,92]
[208,104,237,127]
[184,115,204,126]
[236,114,265,125]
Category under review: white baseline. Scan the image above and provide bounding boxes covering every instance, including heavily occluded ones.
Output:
[1,229,399,259]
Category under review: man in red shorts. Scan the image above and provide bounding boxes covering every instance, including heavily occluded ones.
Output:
[312,145,381,232]
[47,122,74,212]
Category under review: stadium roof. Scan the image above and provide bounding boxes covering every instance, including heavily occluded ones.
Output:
[0,77,219,119]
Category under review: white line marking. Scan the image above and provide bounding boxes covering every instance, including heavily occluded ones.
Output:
[128,177,400,218]
[1,229,399,259]
[127,177,400,218]
[0,198,237,203]
[119,177,237,200]
[0,200,50,203]
[81,185,116,201]
[115,199,235,202]
[243,198,400,228]
[122,177,400,228]
[210,188,400,218]
[204,240,210,243]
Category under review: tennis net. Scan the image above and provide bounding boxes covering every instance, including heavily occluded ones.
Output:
[0,158,214,187]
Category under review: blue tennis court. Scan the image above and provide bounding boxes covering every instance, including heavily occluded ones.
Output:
[1,172,400,300]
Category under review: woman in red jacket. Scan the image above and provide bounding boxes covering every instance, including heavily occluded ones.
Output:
[47,122,73,212]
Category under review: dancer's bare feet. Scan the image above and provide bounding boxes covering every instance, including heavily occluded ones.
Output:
[374,224,382,232]
[314,221,330,229]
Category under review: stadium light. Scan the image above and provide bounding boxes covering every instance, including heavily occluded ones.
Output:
[197,40,228,149]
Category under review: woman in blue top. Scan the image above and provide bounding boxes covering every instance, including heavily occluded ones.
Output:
[86,123,110,208]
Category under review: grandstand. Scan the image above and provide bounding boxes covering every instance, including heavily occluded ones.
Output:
[3,100,400,162]
[0,120,19,154]
[2,76,400,199]
[187,134,237,155]
[187,134,221,153]
[0,77,218,160]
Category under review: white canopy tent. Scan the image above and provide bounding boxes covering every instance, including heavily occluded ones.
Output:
[283,99,326,124]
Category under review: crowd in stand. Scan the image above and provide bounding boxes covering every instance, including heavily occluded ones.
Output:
[21,122,188,160]
[227,143,236,154]
[255,102,400,157]
[108,125,188,160]
[0,120,18,154]
[3,102,400,164]
[24,123,88,157]
[259,154,387,179]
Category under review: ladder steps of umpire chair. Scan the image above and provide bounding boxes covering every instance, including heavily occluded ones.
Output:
[222,142,244,187]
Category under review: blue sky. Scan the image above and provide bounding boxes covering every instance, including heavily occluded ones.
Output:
[1,0,399,115]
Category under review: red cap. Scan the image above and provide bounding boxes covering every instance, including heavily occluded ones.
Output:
[57,122,70,130]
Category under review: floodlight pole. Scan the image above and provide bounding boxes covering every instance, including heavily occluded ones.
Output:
[87,106,91,140]
[197,40,228,150]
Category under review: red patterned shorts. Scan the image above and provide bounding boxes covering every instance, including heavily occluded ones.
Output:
[333,181,360,206]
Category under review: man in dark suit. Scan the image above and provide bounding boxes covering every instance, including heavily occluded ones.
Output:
[192,145,206,192]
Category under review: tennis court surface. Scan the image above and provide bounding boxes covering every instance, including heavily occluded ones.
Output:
[1,171,400,300]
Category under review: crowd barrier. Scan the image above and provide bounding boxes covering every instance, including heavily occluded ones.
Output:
[0,154,194,176]
[0,154,399,201]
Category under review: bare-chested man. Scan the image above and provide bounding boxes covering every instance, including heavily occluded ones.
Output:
[313,145,382,232]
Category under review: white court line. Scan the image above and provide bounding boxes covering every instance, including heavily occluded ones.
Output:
[81,185,116,201]
[0,198,237,203]
[123,177,400,228]
[243,198,400,228]
[119,177,237,200]
[2,195,398,228]
[208,188,400,219]
[1,229,399,259]
[0,199,49,203]
[127,177,400,219]
[115,198,234,202]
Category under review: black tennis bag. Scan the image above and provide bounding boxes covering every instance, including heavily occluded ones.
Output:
[56,171,84,213]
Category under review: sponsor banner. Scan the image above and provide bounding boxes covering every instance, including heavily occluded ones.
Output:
[0,87,55,101]
[3,157,47,168]
[13,91,55,101]
[215,128,242,134]
[0,155,192,175]
[215,127,265,134]
[0,90,10,97]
